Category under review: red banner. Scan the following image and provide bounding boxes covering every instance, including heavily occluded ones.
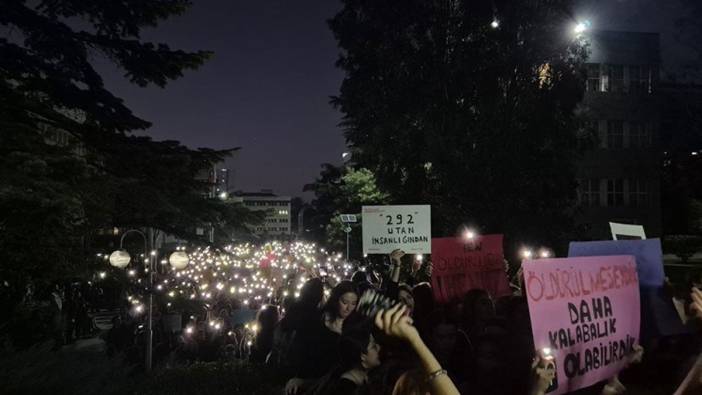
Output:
[431,235,511,303]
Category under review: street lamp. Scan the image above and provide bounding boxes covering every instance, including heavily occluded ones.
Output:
[111,229,156,372]
[573,20,591,36]
[521,248,533,260]
[490,19,499,29]
[168,251,190,270]
[109,250,131,269]
[340,214,358,262]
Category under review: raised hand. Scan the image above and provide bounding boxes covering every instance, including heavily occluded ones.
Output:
[530,355,556,395]
[285,377,304,395]
[627,344,644,365]
[374,304,418,342]
[389,249,405,263]
[691,287,702,321]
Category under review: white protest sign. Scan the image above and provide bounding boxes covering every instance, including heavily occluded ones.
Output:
[609,222,646,240]
[362,205,431,254]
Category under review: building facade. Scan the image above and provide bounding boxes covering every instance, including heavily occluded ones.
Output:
[232,191,292,237]
[215,168,230,198]
[576,31,662,239]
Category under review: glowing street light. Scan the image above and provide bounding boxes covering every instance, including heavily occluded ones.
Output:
[110,229,153,371]
[539,248,552,259]
[521,248,533,260]
[490,19,499,29]
[109,250,131,269]
[168,251,190,270]
[573,20,590,35]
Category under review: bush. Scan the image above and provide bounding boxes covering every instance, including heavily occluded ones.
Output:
[0,341,138,395]
[0,341,286,395]
[136,361,286,395]
[2,303,55,350]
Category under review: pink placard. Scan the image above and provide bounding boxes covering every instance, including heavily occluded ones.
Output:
[523,256,640,394]
[431,235,511,303]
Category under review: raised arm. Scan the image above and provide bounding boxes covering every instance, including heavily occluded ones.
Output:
[375,304,460,395]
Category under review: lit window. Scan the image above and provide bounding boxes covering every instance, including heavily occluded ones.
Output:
[586,64,600,92]
[601,65,610,92]
[629,65,651,94]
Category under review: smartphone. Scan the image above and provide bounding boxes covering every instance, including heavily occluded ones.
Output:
[540,348,558,393]
[357,289,397,318]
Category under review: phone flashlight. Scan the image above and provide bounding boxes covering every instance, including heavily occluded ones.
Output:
[539,348,558,393]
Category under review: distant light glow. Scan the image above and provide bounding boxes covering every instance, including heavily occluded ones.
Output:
[573,20,591,35]
[490,19,499,29]
[463,229,476,241]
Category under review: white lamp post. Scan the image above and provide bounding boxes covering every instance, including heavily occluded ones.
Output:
[109,250,131,269]
[110,229,155,372]
[340,214,358,262]
[169,251,189,270]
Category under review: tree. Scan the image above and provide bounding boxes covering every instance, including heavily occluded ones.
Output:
[329,0,588,249]
[303,163,344,243]
[0,1,259,301]
[305,165,389,255]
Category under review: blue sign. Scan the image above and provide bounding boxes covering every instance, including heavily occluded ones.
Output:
[568,238,688,337]
[568,238,664,288]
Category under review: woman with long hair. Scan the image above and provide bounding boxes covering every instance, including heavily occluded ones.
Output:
[312,323,381,395]
[250,304,279,363]
[285,280,360,395]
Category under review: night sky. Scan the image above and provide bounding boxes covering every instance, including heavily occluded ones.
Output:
[98,0,694,200]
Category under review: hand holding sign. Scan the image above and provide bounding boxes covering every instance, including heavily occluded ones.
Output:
[626,344,644,366]
[602,376,626,395]
[531,354,557,395]
[362,205,431,255]
[523,256,641,394]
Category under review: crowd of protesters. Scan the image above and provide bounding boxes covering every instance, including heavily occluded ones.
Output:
[95,249,702,395]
